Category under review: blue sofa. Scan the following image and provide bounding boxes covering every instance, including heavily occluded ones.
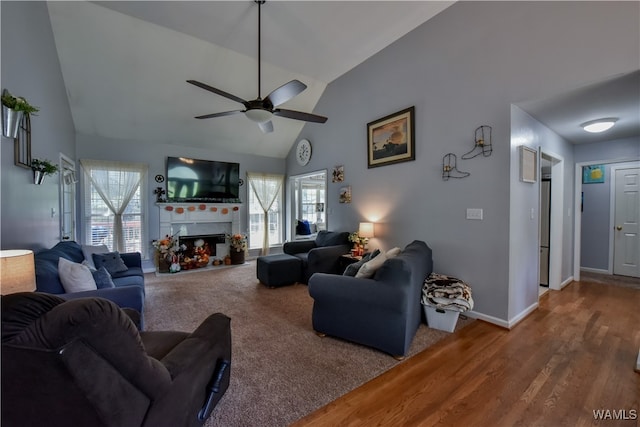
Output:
[34,241,146,328]
[308,240,433,358]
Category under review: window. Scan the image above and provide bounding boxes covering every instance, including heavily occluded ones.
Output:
[81,159,147,257]
[247,173,284,254]
[290,171,327,238]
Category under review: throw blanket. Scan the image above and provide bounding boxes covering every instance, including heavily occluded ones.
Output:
[421,273,474,312]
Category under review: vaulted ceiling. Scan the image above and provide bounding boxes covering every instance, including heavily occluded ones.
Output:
[47,2,639,159]
[47,1,455,158]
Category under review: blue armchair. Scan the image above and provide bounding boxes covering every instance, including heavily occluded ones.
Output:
[283,230,351,283]
[34,241,146,328]
[308,241,433,358]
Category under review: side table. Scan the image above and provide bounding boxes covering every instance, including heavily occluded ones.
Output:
[339,254,362,273]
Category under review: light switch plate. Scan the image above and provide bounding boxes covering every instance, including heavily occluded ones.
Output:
[466,208,483,220]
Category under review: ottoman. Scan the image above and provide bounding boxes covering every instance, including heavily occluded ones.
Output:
[257,254,302,288]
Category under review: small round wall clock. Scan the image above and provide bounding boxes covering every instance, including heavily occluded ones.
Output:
[296,139,312,166]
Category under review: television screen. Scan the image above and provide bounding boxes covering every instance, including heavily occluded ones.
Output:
[166,156,240,202]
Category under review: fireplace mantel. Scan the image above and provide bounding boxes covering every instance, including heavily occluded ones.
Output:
[157,202,242,238]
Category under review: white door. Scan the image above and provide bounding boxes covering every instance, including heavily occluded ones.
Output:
[613,167,640,277]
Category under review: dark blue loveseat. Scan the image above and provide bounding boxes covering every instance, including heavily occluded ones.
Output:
[34,241,146,328]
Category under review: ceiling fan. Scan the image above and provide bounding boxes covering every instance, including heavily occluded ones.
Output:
[187,0,327,134]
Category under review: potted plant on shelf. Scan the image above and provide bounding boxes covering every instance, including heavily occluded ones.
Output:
[31,158,59,185]
[226,233,247,265]
[2,90,39,138]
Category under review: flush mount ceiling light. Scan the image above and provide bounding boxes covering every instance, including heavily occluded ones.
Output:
[581,118,618,133]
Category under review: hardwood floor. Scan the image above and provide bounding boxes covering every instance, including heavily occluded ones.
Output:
[292,274,640,426]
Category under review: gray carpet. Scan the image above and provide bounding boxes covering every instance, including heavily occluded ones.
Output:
[144,261,474,427]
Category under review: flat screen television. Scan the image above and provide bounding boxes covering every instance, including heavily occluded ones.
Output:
[166,156,240,203]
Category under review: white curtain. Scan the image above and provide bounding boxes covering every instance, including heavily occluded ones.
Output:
[248,172,283,255]
[80,159,147,252]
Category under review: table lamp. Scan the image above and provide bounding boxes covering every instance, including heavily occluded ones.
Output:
[358,222,374,250]
[1,249,36,294]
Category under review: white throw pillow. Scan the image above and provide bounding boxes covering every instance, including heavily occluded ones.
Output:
[58,257,97,293]
[386,247,402,258]
[355,247,402,279]
[355,252,388,279]
[81,244,109,269]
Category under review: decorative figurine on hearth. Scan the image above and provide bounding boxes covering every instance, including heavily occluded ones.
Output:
[169,254,181,273]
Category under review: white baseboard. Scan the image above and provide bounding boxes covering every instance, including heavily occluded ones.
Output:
[467,301,539,330]
[507,302,539,329]
[466,311,509,329]
[560,276,574,289]
[580,267,609,275]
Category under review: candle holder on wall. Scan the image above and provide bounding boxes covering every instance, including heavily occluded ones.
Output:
[442,153,470,180]
[462,125,492,159]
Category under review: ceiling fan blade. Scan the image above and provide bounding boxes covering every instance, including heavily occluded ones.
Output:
[195,110,244,120]
[273,108,328,123]
[187,80,249,107]
[264,80,307,107]
[258,120,274,133]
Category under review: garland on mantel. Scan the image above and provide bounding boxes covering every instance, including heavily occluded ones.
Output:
[164,205,239,215]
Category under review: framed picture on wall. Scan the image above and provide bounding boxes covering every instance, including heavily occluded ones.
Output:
[583,165,605,184]
[519,145,537,183]
[367,106,415,168]
[339,186,351,203]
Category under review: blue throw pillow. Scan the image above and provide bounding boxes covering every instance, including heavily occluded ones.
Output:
[92,266,115,289]
[92,252,129,275]
[296,220,312,235]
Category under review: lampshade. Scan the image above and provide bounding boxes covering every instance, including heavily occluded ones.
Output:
[245,108,273,124]
[0,249,36,294]
[581,118,617,133]
[358,222,374,238]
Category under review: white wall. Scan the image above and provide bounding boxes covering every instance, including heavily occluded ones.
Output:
[1,1,76,251]
[75,133,285,258]
[286,1,639,324]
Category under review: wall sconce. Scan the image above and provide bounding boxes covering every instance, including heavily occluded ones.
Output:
[0,249,36,294]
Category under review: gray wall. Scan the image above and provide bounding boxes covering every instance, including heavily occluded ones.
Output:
[510,106,575,319]
[575,137,640,271]
[1,1,76,251]
[75,133,285,258]
[580,165,612,271]
[287,1,639,324]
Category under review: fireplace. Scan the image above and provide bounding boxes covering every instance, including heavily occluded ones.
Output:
[157,202,242,265]
[178,234,226,269]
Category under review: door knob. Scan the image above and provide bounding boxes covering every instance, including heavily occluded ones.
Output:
[616,226,622,231]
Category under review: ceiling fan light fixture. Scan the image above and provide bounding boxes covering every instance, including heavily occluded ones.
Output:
[581,118,617,133]
[245,108,273,123]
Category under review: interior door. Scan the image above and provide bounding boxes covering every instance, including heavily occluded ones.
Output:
[613,167,640,277]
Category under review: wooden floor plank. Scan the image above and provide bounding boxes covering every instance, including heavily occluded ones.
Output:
[291,274,640,427]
